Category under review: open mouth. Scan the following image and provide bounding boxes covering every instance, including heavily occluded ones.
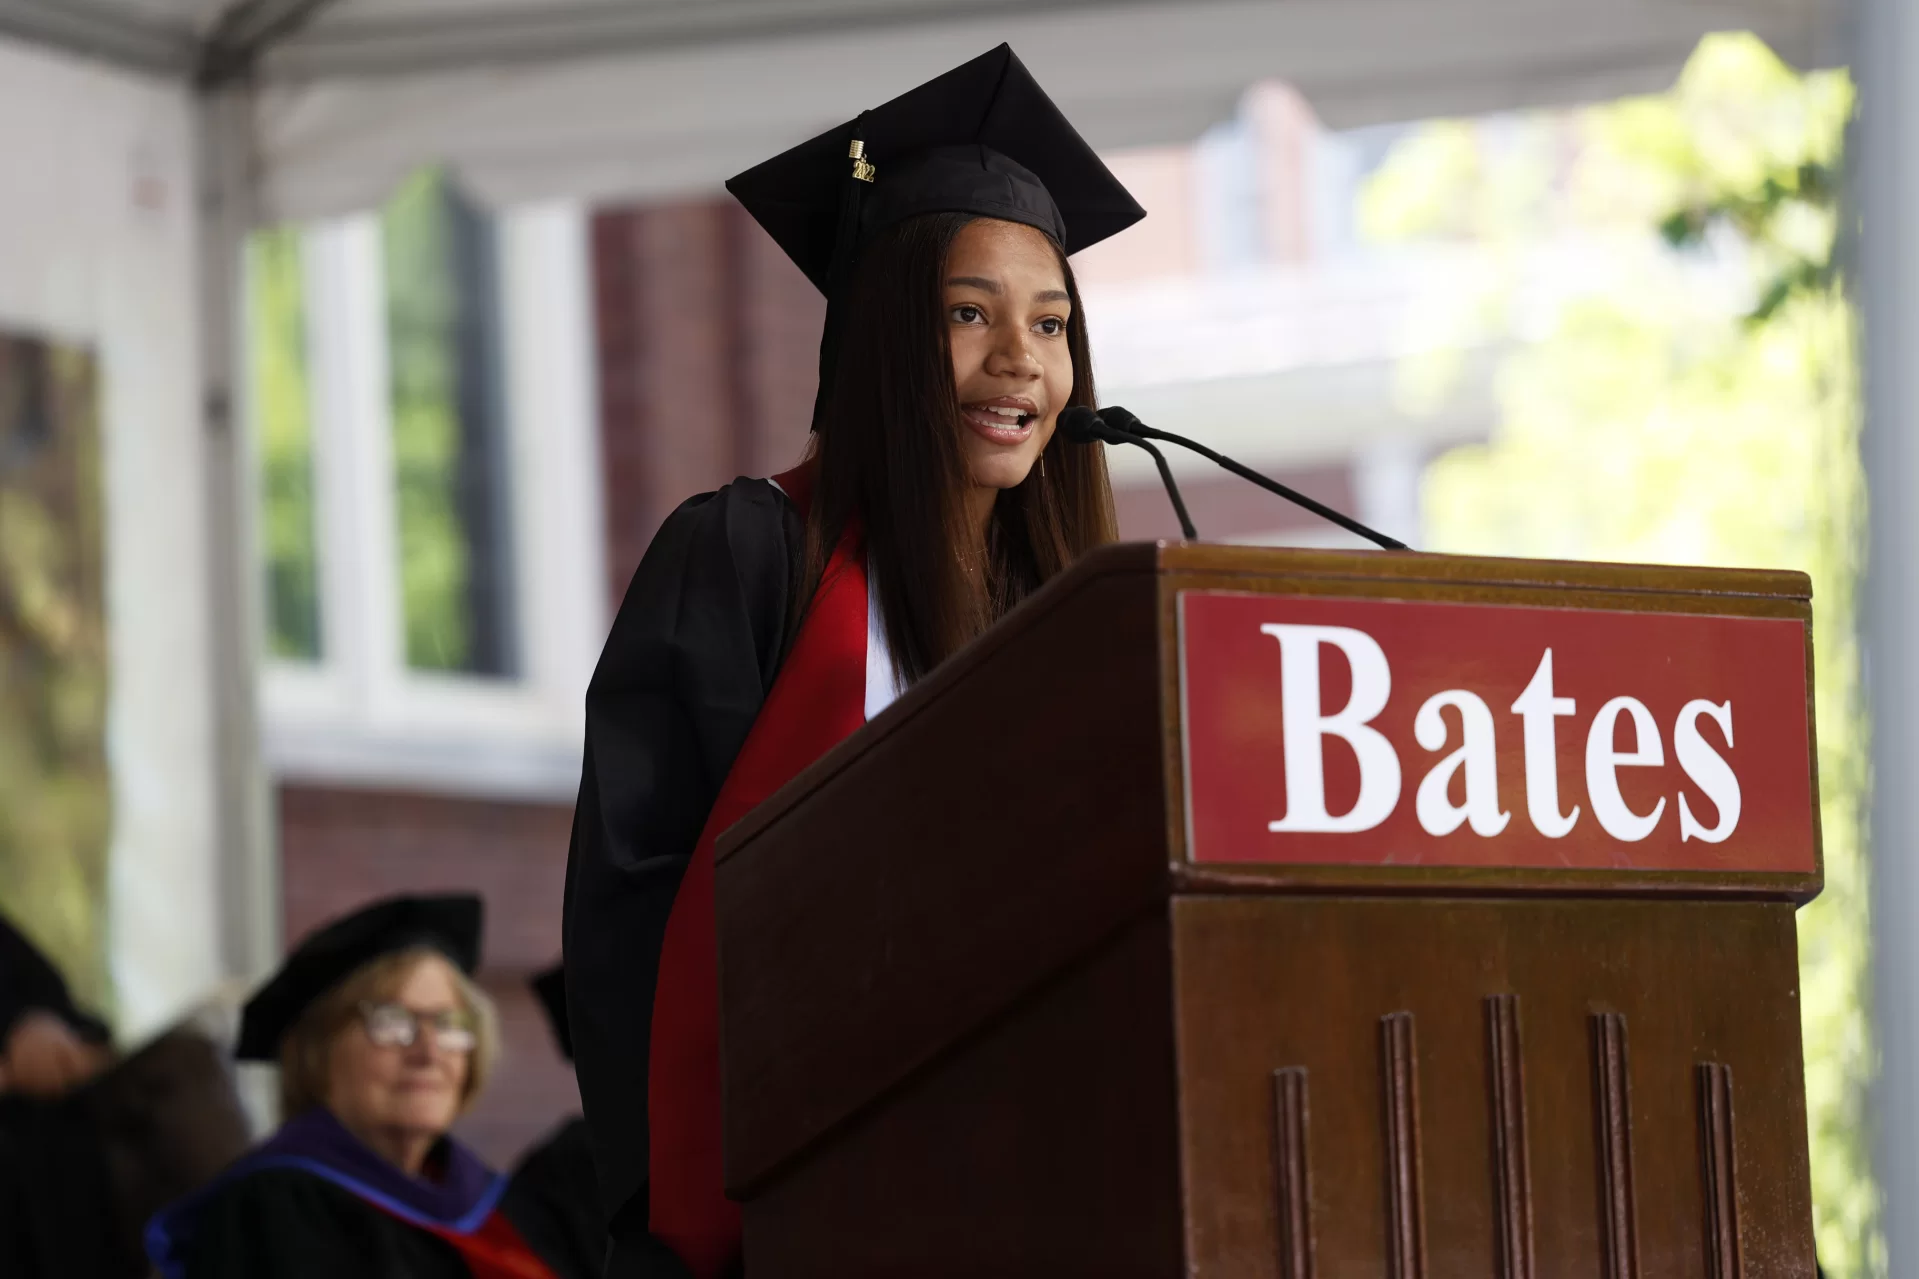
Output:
[961,398,1039,443]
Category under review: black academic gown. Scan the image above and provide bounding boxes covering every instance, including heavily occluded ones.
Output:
[0,912,133,1279]
[149,1108,592,1279]
[174,1168,491,1279]
[169,1170,593,1279]
[0,1093,131,1278]
[508,1117,605,1279]
[562,478,801,1274]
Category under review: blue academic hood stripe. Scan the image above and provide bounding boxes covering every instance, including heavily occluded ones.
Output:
[145,1153,510,1277]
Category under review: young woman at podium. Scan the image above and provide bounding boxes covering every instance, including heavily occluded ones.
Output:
[563,45,1146,1279]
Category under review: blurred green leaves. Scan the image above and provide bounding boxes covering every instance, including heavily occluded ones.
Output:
[249,225,323,663]
[249,169,513,678]
[383,168,513,677]
[385,168,473,674]
[0,338,111,1021]
[1364,32,1875,1276]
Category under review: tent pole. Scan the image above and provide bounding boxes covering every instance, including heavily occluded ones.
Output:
[198,0,347,89]
[194,85,279,1001]
[1861,0,1916,1254]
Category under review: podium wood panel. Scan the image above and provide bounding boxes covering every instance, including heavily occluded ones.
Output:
[718,564,1168,1193]
[742,915,1183,1277]
[1171,896,1811,1277]
[715,543,1819,1276]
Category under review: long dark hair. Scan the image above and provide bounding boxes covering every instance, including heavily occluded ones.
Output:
[798,212,1116,687]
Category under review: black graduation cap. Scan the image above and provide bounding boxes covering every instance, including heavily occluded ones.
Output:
[726,43,1146,295]
[530,962,572,1061]
[236,893,484,1061]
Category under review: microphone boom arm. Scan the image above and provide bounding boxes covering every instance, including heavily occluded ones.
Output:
[1057,405,1200,541]
[1103,427,1198,541]
[1102,407,1409,551]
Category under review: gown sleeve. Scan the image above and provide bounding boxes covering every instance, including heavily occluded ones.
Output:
[562,478,800,1240]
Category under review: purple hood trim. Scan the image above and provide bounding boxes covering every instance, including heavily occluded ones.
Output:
[145,1108,507,1277]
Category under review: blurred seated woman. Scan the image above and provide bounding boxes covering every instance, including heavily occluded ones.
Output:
[0,908,112,1099]
[0,908,124,1277]
[1,908,253,1277]
[147,893,589,1279]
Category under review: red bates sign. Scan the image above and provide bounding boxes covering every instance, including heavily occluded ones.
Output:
[1178,591,1815,873]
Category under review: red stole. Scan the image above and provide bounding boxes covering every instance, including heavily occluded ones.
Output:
[648,466,869,1278]
[412,1212,558,1279]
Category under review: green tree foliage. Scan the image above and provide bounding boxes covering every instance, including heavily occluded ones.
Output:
[0,339,111,1018]
[1362,33,1875,1275]
[249,226,323,662]
[385,168,477,674]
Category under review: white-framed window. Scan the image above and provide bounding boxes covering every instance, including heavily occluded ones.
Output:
[246,177,606,802]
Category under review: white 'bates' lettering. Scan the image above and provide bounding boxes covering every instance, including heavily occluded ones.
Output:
[1259,624,1402,833]
[1585,696,1667,842]
[1510,650,1580,838]
[1413,690,1509,836]
[1258,631,1742,843]
[1674,699,1740,842]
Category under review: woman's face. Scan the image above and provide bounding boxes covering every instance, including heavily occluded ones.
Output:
[944,218,1076,493]
[324,955,470,1148]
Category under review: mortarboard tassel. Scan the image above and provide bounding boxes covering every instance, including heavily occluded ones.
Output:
[810,111,875,435]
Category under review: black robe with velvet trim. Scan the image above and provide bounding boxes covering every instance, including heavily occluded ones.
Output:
[562,478,802,1275]
[164,1166,589,1279]
[148,1108,595,1279]
[175,1168,483,1279]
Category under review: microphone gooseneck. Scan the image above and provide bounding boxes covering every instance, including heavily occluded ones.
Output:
[1059,406,1198,540]
[1098,406,1410,551]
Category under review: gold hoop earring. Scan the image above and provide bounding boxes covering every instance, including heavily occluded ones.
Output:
[1040,453,1047,480]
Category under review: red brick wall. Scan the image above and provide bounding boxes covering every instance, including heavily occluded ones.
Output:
[277,784,577,1168]
[592,200,823,607]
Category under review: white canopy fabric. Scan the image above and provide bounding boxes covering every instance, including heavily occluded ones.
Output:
[0,0,1844,220]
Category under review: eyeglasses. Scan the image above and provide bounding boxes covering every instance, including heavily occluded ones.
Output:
[356,1002,478,1054]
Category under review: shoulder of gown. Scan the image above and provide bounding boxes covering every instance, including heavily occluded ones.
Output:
[170,1166,468,1279]
[504,1118,603,1279]
[562,476,802,1232]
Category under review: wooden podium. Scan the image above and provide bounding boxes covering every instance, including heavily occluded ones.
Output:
[714,543,1820,1278]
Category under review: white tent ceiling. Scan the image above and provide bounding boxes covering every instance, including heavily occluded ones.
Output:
[0,0,1844,218]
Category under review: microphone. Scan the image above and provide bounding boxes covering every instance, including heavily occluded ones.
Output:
[1059,406,1198,540]
[1097,405,1409,551]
